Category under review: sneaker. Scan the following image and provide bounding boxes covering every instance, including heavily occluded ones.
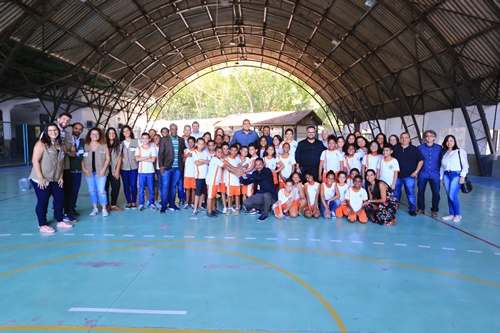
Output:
[231,207,236,213]
[199,206,206,212]
[102,209,109,217]
[246,208,257,215]
[222,207,227,214]
[190,203,196,209]
[206,212,217,218]
[70,209,80,217]
[89,208,98,216]
[110,205,123,211]
[183,203,190,210]
[57,221,74,228]
[125,204,132,209]
[150,205,158,211]
[138,205,145,211]
[431,211,438,217]
[63,215,78,223]
[159,209,166,214]
[155,202,162,210]
[235,209,240,216]
[131,203,137,209]
[415,209,424,215]
[409,211,416,216]
[192,209,198,215]
[39,225,56,233]
[283,211,290,218]
[257,214,268,222]
[170,205,180,211]
[145,201,150,207]
[442,215,454,220]
[214,209,222,215]
[452,215,462,222]
[226,209,231,216]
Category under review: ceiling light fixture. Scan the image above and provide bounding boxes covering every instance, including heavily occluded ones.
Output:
[365,0,375,7]
[331,39,340,46]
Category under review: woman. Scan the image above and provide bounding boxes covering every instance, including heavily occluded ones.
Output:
[343,133,357,153]
[272,134,284,155]
[215,127,225,138]
[388,134,399,147]
[82,127,111,216]
[440,135,468,222]
[364,169,399,226]
[30,123,73,233]
[375,133,387,154]
[105,127,123,211]
[281,128,298,157]
[120,125,139,208]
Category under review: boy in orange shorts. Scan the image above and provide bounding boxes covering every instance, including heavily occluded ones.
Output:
[335,171,350,218]
[183,136,196,208]
[225,144,242,216]
[345,175,368,223]
[273,178,298,219]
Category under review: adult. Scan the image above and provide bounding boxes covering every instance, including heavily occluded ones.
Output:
[364,169,399,226]
[416,130,442,216]
[61,123,79,223]
[320,129,329,148]
[262,126,273,145]
[230,119,259,147]
[214,127,225,138]
[282,128,298,157]
[160,127,169,137]
[239,158,277,221]
[440,135,469,222]
[182,124,191,146]
[375,133,387,153]
[388,134,399,147]
[119,125,139,208]
[66,122,84,217]
[40,112,72,144]
[392,132,424,216]
[148,128,157,145]
[158,123,186,212]
[295,125,326,182]
[105,128,123,211]
[81,127,111,216]
[30,123,73,233]
[191,121,203,139]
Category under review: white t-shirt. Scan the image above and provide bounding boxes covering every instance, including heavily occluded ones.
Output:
[363,153,382,171]
[136,145,157,174]
[226,156,241,186]
[322,183,336,201]
[344,152,363,173]
[346,187,368,211]
[379,157,400,186]
[273,188,294,210]
[320,149,344,173]
[281,140,298,157]
[278,153,296,179]
[206,157,224,186]
[304,182,319,206]
[184,148,197,178]
[193,150,210,179]
[264,156,277,171]
[336,183,350,203]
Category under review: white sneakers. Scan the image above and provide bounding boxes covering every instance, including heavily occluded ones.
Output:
[102,209,109,217]
[89,208,99,216]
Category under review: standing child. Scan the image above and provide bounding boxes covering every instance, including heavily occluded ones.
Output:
[241,143,258,201]
[219,142,230,213]
[281,128,298,157]
[319,171,340,219]
[278,142,296,189]
[225,144,242,216]
[344,144,363,175]
[206,139,216,159]
[345,175,368,223]
[378,144,399,189]
[135,133,157,211]
[192,138,210,215]
[303,171,320,219]
[319,137,344,183]
[334,171,350,218]
[258,136,268,158]
[272,178,297,219]
[183,136,196,209]
[205,147,230,217]
[273,135,284,155]
[362,141,382,178]
[263,145,283,189]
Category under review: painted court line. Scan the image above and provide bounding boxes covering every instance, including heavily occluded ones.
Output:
[467,250,482,253]
[143,235,154,238]
[68,307,187,315]
[245,237,256,240]
[330,240,342,242]
[83,234,94,236]
[310,239,321,242]
[352,240,363,243]
[164,235,174,238]
[288,238,300,241]
[104,234,114,237]
[204,236,215,239]
[443,247,456,251]
[373,242,385,245]
[418,245,431,248]
[0,234,11,237]
[395,243,407,247]
[224,236,235,239]
[495,253,500,256]
[123,235,134,237]
[184,236,195,239]
[266,237,277,240]
[21,233,33,236]
[63,233,74,236]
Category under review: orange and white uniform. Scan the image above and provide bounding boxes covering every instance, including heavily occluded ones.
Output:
[278,153,296,188]
[304,181,319,211]
[193,150,210,179]
[184,147,196,189]
[345,187,368,223]
[362,153,382,172]
[135,145,157,174]
[226,156,241,196]
[264,156,278,185]
[320,149,344,182]
[335,183,350,218]
[379,157,400,186]
[322,182,337,202]
[240,156,253,197]
[206,157,224,199]
[273,188,296,215]
[344,152,363,174]
[280,140,298,157]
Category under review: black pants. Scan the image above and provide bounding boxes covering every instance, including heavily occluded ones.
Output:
[63,169,72,214]
[243,192,276,217]
[106,174,121,206]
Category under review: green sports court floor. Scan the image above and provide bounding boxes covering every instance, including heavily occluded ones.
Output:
[0,166,498,333]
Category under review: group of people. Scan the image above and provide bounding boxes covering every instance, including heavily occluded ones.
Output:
[30,114,469,233]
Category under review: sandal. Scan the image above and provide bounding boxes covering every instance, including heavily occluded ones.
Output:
[39,225,55,233]
[56,221,74,228]
[385,218,397,226]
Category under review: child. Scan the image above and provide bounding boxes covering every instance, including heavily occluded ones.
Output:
[281,128,298,157]
[278,142,296,189]
[362,141,382,178]
[225,144,242,216]
[303,171,320,219]
[291,172,306,216]
[334,171,350,218]
[259,136,268,158]
[192,138,210,215]
[344,144,363,175]
[206,139,216,159]
[345,175,368,223]
[241,143,258,201]
[205,147,236,217]
[319,137,344,183]
[263,145,283,188]
[219,142,230,213]
[378,144,399,189]
[135,133,157,211]
[273,178,297,219]
[153,134,162,209]
[320,171,340,219]
[183,136,196,209]
[273,135,284,155]
[347,168,360,187]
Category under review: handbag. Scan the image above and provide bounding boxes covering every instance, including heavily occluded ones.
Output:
[457,149,473,194]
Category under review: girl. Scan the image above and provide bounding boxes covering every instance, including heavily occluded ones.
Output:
[263,145,283,188]
[258,136,268,158]
[334,171,350,218]
[336,136,346,156]
[319,137,344,182]
[291,172,306,216]
[281,128,298,157]
[120,125,139,209]
[278,142,296,189]
[105,127,123,211]
[343,133,357,153]
[272,134,284,155]
[344,144,363,175]
[356,136,369,155]
[319,171,339,219]
[375,133,387,154]
[273,178,297,219]
[388,134,399,147]
[215,127,225,138]
[304,172,320,219]
[364,169,399,226]
[362,140,382,178]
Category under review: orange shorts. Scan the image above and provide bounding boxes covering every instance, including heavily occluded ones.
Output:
[291,199,299,209]
[228,185,241,196]
[206,185,218,199]
[184,177,196,189]
[279,181,286,189]
[274,203,288,215]
[242,184,253,197]
[348,209,367,223]
[304,205,318,212]
[335,205,349,218]
[218,182,226,193]
[272,172,278,185]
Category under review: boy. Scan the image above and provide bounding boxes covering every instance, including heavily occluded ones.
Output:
[219,142,230,213]
[378,144,400,189]
[318,137,344,183]
[206,139,216,159]
[334,171,350,218]
[303,171,320,219]
[205,147,225,217]
[345,175,368,223]
[135,132,157,211]
[192,138,210,215]
[183,136,196,208]
[278,142,296,189]
[273,178,297,219]
[347,168,360,187]
[225,144,242,216]
[319,171,339,219]
[242,143,258,201]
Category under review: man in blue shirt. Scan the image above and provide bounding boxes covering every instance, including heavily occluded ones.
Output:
[417,130,443,217]
[230,119,259,147]
[239,158,277,221]
[392,132,424,216]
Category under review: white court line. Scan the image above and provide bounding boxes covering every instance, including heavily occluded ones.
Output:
[164,235,174,238]
[204,236,215,239]
[225,236,235,239]
[0,234,12,236]
[266,237,277,240]
[373,242,385,245]
[83,234,94,236]
[245,237,256,240]
[104,234,114,237]
[330,240,342,242]
[123,235,135,237]
[467,250,482,253]
[68,307,186,315]
[63,233,74,236]
[495,253,500,256]
[351,240,363,244]
[21,233,33,236]
[442,247,455,251]
[184,236,195,239]
[395,243,407,247]
[143,235,154,238]
[288,238,300,241]
[310,239,321,242]
[418,245,431,248]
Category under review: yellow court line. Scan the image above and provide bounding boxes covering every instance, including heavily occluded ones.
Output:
[0,326,309,333]
[1,238,499,287]
[0,244,348,333]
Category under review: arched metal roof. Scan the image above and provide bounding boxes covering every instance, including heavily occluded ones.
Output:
[0,0,499,165]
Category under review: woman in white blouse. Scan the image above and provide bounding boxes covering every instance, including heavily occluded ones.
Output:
[440,135,469,222]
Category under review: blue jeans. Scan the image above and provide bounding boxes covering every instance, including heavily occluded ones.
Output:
[177,171,186,201]
[161,167,181,209]
[121,169,138,204]
[31,180,64,226]
[139,173,154,205]
[85,172,108,206]
[394,176,416,211]
[443,171,461,216]
[320,199,340,218]
[70,171,82,210]
[417,174,440,212]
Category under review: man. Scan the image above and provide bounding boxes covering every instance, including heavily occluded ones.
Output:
[295,125,326,182]
[191,121,203,139]
[416,130,442,217]
[182,124,191,146]
[63,122,84,218]
[158,123,186,213]
[230,119,259,147]
[392,132,424,216]
[262,126,273,145]
[239,158,277,222]
[41,112,72,143]
[320,129,330,148]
